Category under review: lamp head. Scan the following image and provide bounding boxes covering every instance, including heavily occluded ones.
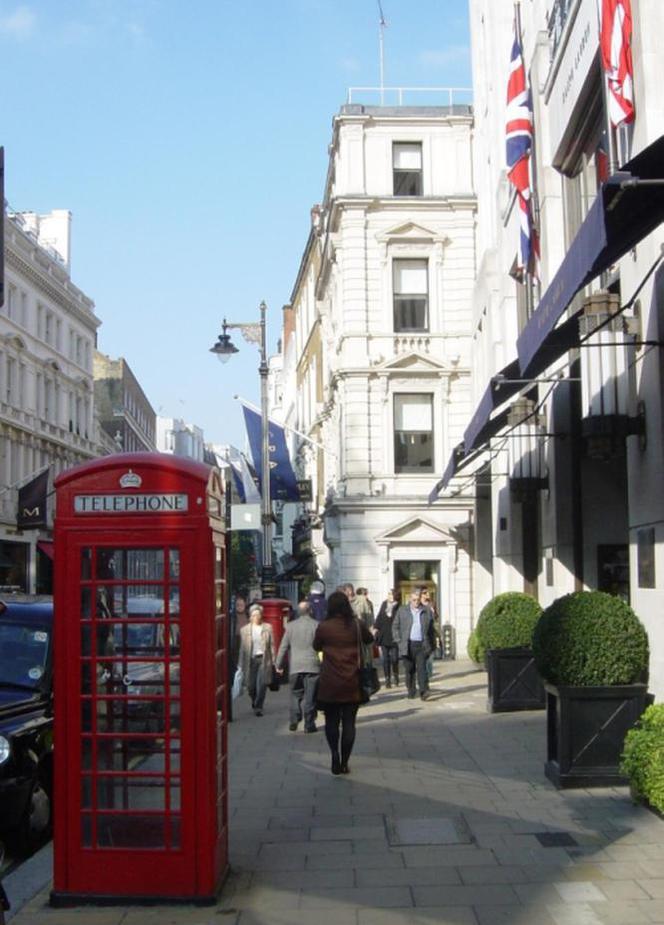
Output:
[210,319,239,364]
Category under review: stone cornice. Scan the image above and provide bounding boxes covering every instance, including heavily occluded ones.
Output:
[6,244,100,332]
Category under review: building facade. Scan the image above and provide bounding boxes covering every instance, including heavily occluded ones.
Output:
[93,352,157,453]
[156,416,205,462]
[0,210,101,591]
[273,100,477,649]
[458,0,664,695]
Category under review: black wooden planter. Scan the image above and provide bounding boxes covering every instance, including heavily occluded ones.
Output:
[544,681,648,788]
[486,646,545,713]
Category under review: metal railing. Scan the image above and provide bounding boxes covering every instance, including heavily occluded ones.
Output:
[346,86,472,107]
[547,0,579,60]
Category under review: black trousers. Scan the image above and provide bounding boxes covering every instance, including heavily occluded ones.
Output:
[402,641,429,696]
[323,703,359,765]
[381,644,399,683]
[289,672,319,729]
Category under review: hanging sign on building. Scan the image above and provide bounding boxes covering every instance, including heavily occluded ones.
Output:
[296,479,313,502]
[546,0,599,164]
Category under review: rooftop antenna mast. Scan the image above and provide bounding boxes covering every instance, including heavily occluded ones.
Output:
[377,0,387,104]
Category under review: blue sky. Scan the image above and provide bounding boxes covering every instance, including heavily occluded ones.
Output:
[1,0,471,449]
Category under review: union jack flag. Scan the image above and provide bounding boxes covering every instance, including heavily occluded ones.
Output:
[506,30,539,279]
[600,0,635,128]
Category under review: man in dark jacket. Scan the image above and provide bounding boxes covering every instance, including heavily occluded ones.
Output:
[275,602,320,732]
[374,589,399,687]
[392,589,436,700]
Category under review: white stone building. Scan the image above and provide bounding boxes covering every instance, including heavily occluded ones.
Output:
[156,416,205,462]
[0,209,101,592]
[453,0,664,695]
[273,100,477,650]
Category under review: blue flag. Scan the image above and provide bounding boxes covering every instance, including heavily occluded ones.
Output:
[241,405,300,502]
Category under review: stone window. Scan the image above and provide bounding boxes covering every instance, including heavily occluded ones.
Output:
[393,142,422,196]
[393,393,434,473]
[393,259,429,332]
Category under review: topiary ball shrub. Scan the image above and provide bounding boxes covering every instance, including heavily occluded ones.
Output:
[532,591,649,687]
[475,592,542,653]
[620,704,664,813]
[467,628,485,665]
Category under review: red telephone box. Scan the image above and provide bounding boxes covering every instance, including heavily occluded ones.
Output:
[51,453,229,904]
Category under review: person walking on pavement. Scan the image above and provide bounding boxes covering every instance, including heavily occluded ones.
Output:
[275,601,320,733]
[314,591,373,775]
[374,588,400,687]
[343,583,375,665]
[392,588,436,700]
[352,586,374,629]
[239,603,275,717]
[420,587,441,681]
[231,593,248,672]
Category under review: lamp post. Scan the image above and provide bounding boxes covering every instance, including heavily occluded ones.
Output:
[210,301,275,596]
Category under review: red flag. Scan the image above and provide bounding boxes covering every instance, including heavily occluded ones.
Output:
[600,0,635,127]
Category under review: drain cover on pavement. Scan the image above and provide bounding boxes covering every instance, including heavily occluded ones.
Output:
[387,817,472,846]
[535,832,578,847]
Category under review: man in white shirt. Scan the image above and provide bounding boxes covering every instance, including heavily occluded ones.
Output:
[239,604,275,716]
[392,589,436,700]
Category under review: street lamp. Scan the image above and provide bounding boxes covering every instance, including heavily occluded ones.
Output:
[210,301,275,596]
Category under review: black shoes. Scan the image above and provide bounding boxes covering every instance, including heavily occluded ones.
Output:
[340,763,350,774]
[407,691,417,699]
[331,754,342,775]
[420,691,430,701]
[385,679,392,688]
[305,725,318,734]
[289,722,298,731]
[254,708,263,716]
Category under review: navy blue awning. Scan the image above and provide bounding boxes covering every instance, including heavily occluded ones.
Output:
[517,134,664,374]
[430,135,664,504]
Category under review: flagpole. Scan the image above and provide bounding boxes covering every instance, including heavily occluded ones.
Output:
[233,395,337,457]
[514,0,542,312]
[513,1,533,316]
[597,0,618,174]
[378,0,387,105]
[0,466,49,499]
[256,301,276,596]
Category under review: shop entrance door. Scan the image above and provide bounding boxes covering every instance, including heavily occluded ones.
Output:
[394,560,439,608]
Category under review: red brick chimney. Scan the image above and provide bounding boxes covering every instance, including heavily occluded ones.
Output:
[282,303,295,351]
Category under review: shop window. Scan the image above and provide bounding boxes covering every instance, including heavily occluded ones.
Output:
[394,393,434,473]
[393,259,428,332]
[393,142,422,196]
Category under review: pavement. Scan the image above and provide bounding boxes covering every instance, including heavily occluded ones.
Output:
[8,660,664,925]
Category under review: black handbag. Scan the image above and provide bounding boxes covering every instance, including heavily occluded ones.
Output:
[357,622,380,703]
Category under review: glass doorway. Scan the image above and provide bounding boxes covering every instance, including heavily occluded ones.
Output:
[394,560,439,608]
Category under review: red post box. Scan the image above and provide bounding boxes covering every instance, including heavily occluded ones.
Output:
[258,597,292,657]
[51,453,229,904]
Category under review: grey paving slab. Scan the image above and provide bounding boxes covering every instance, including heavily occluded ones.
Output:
[358,908,478,925]
[413,884,519,906]
[299,886,413,908]
[7,660,664,925]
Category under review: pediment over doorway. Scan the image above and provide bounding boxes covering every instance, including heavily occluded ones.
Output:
[375,516,456,546]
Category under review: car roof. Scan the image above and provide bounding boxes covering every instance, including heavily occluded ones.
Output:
[1,600,53,623]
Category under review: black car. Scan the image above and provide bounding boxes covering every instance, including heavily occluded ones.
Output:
[0,597,53,854]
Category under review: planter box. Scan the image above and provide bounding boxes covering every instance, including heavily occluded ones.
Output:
[544,681,649,788]
[486,646,545,713]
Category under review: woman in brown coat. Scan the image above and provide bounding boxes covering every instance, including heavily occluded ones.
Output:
[313,591,373,775]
